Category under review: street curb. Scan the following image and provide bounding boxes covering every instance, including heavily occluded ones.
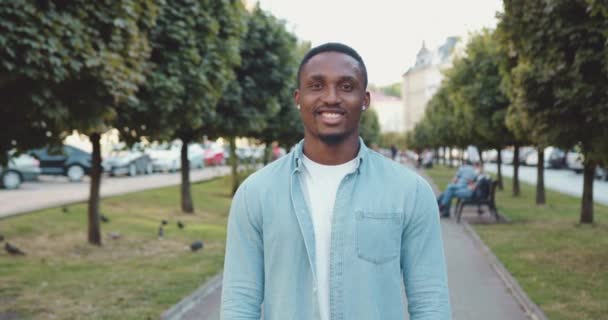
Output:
[461,222,548,320]
[160,272,223,320]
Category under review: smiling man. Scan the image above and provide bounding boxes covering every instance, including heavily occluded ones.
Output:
[221,43,451,320]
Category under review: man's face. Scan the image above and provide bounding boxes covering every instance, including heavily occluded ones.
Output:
[294,51,370,145]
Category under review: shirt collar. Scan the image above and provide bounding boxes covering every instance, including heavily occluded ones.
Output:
[293,137,368,173]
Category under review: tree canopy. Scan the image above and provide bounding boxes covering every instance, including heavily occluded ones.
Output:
[499,0,608,222]
[0,0,160,164]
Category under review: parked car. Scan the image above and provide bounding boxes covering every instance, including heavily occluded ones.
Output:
[103,150,153,176]
[1,153,41,189]
[566,151,606,178]
[146,147,181,173]
[484,149,514,164]
[204,143,225,166]
[187,144,205,169]
[518,146,535,164]
[29,145,92,181]
[523,147,564,168]
[546,147,567,169]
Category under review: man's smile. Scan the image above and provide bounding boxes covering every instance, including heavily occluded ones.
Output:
[315,108,346,125]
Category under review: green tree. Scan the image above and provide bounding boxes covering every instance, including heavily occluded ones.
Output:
[210,5,297,194]
[378,132,407,150]
[0,1,160,245]
[360,108,381,147]
[115,0,245,213]
[445,30,517,189]
[257,40,305,164]
[379,82,402,98]
[500,0,608,223]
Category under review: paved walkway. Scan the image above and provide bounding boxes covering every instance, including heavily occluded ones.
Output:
[167,164,536,320]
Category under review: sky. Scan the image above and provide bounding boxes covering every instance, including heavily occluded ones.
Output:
[256,0,504,86]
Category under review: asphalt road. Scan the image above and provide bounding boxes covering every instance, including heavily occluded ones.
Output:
[484,163,608,205]
[0,166,230,218]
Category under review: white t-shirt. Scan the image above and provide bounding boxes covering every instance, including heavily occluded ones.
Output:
[300,155,358,320]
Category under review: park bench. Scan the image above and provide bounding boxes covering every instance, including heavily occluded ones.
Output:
[455,176,499,223]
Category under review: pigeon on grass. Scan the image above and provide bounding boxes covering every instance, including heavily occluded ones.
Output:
[5,242,25,256]
[190,240,204,252]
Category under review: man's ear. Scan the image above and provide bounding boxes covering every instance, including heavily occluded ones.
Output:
[363,91,371,109]
[294,89,300,106]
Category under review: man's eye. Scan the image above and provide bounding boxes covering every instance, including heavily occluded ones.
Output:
[310,83,322,90]
[341,83,353,91]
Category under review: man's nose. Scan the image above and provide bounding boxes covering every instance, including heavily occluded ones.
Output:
[321,86,340,105]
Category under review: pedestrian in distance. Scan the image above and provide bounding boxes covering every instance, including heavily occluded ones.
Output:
[221,42,451,320]
[390,144,398,160]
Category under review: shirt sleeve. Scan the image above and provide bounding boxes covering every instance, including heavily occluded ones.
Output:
[221,183,264,319]
[401,177,452,320]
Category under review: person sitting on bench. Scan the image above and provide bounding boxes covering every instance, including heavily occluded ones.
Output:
[437,161,481,217]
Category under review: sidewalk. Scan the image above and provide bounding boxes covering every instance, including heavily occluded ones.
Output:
[167,164,539,320]
[0,166,230,219]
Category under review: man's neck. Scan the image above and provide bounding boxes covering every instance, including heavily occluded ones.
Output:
[302,134,360,165]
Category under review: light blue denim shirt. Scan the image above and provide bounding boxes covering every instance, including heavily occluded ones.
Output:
[221,139,451,319]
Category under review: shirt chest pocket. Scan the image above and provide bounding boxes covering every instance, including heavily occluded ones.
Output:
[355,211,402,264]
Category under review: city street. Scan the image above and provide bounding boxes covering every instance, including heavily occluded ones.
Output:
[0,166,230,218]
[484,163,608,205]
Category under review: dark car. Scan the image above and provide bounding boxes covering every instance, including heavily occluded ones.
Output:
[546,147,567,169]
[29,145,92,182]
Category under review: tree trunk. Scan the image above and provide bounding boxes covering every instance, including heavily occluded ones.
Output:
[442,146,447,165]
[448,147,454,168]
[87,132,102,246]
[180,140,194,213]
[477,147,484,165]
[536,147,546,205]
[263,143,271,165]
[513,145,520,197]
[580,158,595,224]
[435,148,440,164]
[496,148,504,190]
[229,136,239,195]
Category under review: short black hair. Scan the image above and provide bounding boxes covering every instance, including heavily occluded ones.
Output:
[296,42,368,89]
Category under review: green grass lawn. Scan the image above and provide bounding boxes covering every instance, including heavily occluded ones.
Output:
[426,165,608,320]
[0,175,237,319]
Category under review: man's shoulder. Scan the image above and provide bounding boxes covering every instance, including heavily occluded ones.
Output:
[365,150,424,185]
[239,152,293,193]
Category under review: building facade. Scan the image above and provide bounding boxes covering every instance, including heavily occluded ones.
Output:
[402,37,461,132]
[369,90,405,133]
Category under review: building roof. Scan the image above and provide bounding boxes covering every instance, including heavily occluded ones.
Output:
[402,37,461,76]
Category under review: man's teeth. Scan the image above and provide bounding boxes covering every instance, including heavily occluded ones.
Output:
[321,112,341,118]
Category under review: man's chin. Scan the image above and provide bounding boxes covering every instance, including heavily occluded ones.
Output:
[318,133,348,145]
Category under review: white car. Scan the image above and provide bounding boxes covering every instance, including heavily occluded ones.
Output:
[103,150,153,176]
[1,153,41,189]
[146,148,181,173]
[186,144,205,169]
